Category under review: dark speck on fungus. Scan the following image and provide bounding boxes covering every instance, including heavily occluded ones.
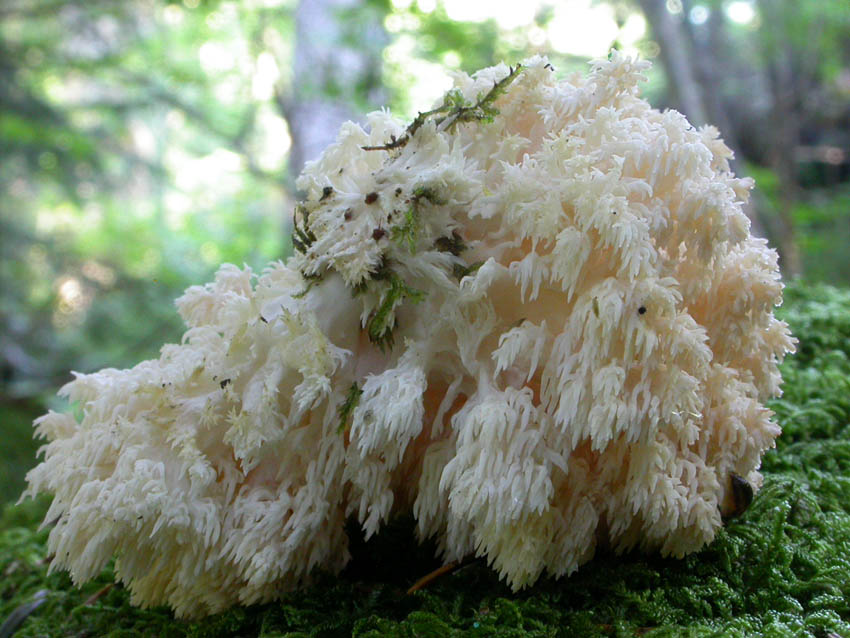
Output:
[638,306,647,315]
[365,192,379,204]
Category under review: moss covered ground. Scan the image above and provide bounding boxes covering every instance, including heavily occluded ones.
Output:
[1,282,849,637]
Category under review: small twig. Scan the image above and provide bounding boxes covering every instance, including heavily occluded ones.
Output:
[363,64,523,152]
[406,561,459,594]
[361,101,452,152]
[83,583,114,606]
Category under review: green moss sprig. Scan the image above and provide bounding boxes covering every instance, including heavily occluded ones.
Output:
[291,204,317,255]
[366,271,425,350]
[337,382,363,433]
[433,231,467,256]
[390,206,419,254]
[452,260,484,281]
[390,185,447,254]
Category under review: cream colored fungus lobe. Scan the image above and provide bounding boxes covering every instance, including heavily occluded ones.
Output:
[24,53,794,617]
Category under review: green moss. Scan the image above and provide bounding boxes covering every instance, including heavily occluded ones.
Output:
[0,401,42,505]
[337,382,363,433]
[2,281,850,637]
[365,271,425,350]
[390,185,448,254]
[390,202,422,254]
[291,204,318,256]
[434,231,468,257]
[452,260,484,282]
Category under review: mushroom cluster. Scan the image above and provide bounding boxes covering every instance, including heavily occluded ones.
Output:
[24,53,795,617]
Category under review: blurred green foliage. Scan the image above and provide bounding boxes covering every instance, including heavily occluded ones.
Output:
[0,0,292,406]
[751,164,850,284]
[2,281,850,636]
[0,404,40,506]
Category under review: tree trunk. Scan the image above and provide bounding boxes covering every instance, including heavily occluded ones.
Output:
[758,0,803,278]
[281,0,387,185]
[636,0,707,126]
[637,0,769,239]
[764,50,803,277]
[679,0,767,239]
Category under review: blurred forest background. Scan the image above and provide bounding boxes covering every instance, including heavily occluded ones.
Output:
[1,0,849,504]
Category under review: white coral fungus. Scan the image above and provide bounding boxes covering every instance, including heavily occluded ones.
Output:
[25,53,795,617]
